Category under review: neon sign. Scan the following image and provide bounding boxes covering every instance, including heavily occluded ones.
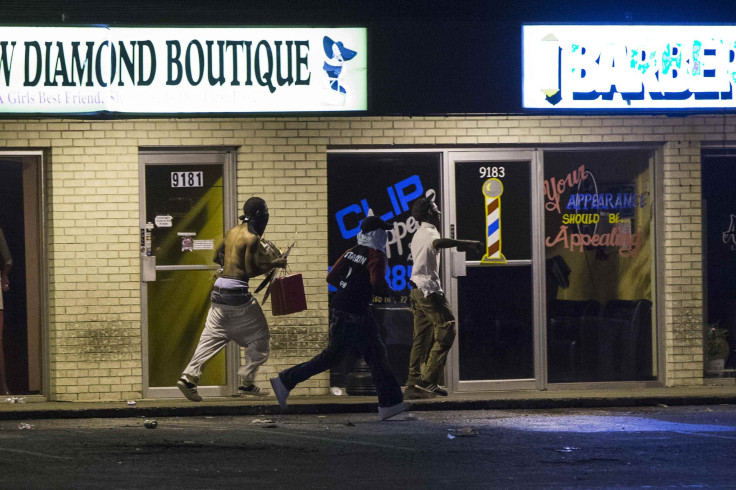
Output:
[544,165,646,257]
[335,174,424,242]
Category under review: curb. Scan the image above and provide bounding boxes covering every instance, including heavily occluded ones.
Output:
[2,394,736,421]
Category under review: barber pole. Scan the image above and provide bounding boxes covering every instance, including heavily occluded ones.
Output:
[481,178,506,264]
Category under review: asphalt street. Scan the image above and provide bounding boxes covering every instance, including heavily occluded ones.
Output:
[1,405,735,489]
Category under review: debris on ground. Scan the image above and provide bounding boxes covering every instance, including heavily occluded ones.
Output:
[18,423,34,430]
[144,420,158,429]
[448,426,478,437]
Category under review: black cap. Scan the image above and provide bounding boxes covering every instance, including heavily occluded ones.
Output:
[239,197,268,221]
[360,216,392,233]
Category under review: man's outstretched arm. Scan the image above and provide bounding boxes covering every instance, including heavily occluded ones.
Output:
[432,238,484,253]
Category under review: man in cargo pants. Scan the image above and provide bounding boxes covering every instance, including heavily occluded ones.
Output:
[405,197,483,398]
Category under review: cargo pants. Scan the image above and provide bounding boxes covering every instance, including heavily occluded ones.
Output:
[407,288,457,386]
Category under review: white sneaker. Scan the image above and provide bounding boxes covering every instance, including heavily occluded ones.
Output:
[270,376,290,410]
[414,381,448,397]
[177,377,202,402]
[378,401,407,421]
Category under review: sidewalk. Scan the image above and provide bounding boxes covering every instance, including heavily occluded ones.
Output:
[1,384,735,421]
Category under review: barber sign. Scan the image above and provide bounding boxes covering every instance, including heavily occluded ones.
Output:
[523,25,736,110]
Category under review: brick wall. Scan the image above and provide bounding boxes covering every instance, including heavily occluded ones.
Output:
[662,140,705,386]
[0,114,725,400]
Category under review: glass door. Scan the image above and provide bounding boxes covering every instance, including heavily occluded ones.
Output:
[140,150,235,398]
[446,151,542,391]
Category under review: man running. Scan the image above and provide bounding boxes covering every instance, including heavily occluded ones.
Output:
[405,197,483,398]
[270,216,406,420]
[177,197,286,401]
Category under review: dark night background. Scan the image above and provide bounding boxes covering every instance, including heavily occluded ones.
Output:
[5,0,736,115]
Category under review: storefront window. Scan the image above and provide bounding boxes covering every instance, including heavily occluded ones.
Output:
[544,150,655,382]
[702,150,736,378]
[327,152,441,387]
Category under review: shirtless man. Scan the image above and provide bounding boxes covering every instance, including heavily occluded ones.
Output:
[177,197,286,402]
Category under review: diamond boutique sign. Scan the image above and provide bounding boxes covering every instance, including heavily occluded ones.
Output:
[0,26,367,114]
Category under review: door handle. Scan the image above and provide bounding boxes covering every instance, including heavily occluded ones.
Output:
[141,255,157,282]
[451,250,466,278]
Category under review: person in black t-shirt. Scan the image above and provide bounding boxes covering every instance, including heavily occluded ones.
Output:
[270,216,407,420]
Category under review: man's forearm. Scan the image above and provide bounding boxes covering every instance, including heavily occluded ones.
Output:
[433,238,483,253]
[433,238,471,249]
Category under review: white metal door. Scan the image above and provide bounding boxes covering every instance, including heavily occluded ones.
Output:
[444,150,544,392]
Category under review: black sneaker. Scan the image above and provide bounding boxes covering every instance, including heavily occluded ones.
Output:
[238,384,268,396]
[414,380,448,397]
[177,377,202,402]
[404,385,436,399]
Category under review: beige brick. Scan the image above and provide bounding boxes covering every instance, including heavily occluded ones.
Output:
[4,113,727,397]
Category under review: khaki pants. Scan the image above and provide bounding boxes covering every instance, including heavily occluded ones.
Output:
[407,288,456,386]
[183,295,269,386]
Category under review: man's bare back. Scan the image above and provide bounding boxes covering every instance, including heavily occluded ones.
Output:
[221,223,286,281]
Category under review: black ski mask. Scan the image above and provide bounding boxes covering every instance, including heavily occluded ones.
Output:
[239,198,269,236]
[244,213,269,236]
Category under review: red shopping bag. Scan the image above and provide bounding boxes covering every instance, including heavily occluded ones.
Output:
[271,273,307,316]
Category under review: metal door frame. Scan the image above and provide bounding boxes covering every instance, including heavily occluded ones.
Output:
[444,150,545,393]
[538,146,662,391]
[140,148,237,399]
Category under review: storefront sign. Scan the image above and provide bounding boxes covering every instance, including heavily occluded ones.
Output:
[544,166,646,257]
[0,26,367,114]
[523,25,736,109]
[327,153,441,296]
